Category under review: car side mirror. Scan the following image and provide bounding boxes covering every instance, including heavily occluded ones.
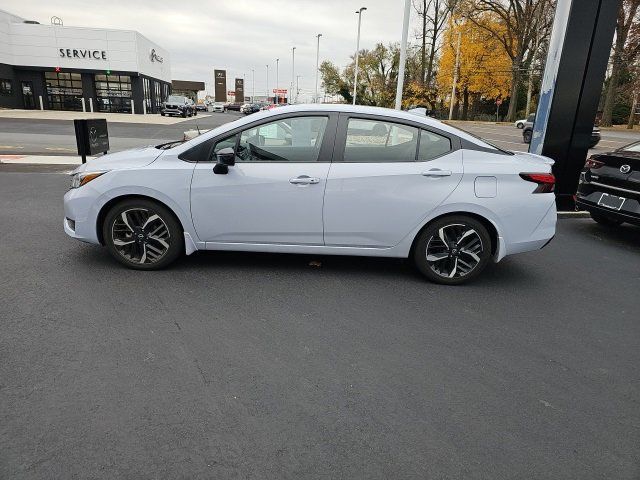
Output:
[213,147,235,174]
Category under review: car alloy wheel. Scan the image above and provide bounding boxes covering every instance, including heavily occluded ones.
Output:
[104,199,183,270]
[414,215,491,285]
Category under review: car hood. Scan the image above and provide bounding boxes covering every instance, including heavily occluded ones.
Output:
[71,146,164,174]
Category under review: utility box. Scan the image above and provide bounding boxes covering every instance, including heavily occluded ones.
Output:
[74,119,109,163]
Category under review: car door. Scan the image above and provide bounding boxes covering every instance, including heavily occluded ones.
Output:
[323,114,463,248]
[190,113,337,245]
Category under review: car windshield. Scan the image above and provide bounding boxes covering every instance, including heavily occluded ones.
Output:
[167,96,184,103]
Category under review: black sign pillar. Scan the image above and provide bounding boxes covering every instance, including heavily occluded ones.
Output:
[235,78,244,103]
[74,119,109,163]
[529,0,620,210]
[214,69,227,102]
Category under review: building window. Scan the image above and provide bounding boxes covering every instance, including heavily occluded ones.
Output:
[143,77,151,113]
[95,74,132,113]
[45,72,83,111]
[0,79,12,95]
[154,81,162,110]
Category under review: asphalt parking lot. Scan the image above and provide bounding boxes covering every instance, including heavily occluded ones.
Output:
[1,167,639,479]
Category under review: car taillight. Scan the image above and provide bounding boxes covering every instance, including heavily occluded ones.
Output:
[519,172,555,193]
[585,158,604,169]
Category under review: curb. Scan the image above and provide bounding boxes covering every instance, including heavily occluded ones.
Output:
[558,211,590,218]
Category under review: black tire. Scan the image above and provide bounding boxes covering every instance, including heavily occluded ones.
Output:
[182,110,187,118]
[516,122,524,129]
[160,112,165,116]
[591,212,623,227]
[193,110,197,116]
[523,129,532,144]
[413,215,492,285]
[103,199,184,270]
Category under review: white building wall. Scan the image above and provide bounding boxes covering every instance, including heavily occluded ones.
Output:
[0,9,171,82]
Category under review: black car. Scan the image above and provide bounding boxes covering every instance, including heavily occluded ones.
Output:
[576,141,640,226]
[523,124,601,148]
[161,95,197,118]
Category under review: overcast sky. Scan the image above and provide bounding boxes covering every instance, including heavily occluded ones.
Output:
[4,0,418,101]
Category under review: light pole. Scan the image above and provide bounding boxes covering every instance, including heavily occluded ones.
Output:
[291,46,296,104]
[314,34,322,103]
[353,7,367,105]
[251,68,255,102]
[394,0,411,110]
[275,58,279,104]
[296,75,302,103]
[265,64,269,99]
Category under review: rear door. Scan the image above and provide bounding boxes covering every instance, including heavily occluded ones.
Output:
[323,114,463,248]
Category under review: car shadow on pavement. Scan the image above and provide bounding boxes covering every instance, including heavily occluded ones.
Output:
[579,221,640,251]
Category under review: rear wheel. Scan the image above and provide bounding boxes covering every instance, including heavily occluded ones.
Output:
[516,121,524,129]
[103,199,184,270]
[591,212,623,226]
[413,215,492,285]
[523,129,532,143]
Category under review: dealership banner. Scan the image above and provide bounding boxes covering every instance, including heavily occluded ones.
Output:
[235,78,244,103]
[214,69,227,102]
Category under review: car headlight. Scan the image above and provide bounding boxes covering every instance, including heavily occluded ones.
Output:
[70,171,107,189]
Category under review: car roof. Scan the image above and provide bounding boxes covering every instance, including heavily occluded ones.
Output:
[179,103,500,152]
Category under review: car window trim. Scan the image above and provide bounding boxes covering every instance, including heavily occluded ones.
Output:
[333,112,461,163]
[180,111,338,164]
[417,129,454,163]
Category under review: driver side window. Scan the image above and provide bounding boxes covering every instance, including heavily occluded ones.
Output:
[236,116,328,162]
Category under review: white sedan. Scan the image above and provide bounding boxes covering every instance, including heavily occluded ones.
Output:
[64,104,556,285]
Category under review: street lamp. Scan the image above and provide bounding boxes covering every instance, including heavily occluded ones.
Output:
[296,75,302,104]
[251,68,255,102]
[265,64,269,99]
[291,46,296,104]
[353,7,367,105]
[315,33,322,103]
[275,58,279,104]
[394,0,411,110]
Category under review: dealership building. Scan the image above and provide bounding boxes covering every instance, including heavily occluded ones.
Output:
[0,9,171,113]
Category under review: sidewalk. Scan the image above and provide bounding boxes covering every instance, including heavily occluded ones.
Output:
[0,109,209,125]
[0,154,84,165]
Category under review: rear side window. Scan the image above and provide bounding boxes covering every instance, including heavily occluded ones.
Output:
[343,118,418,162]
[418,130,451,161]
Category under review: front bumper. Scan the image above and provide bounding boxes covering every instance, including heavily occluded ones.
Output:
[162,108,186,116]
[63,187,101,244]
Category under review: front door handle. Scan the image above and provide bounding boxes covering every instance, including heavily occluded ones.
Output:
[289,175,320,185]
[422,169,452,177]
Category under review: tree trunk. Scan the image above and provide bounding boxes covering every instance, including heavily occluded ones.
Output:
[526,71,534,116]
[506,55,522,122]
[462,86,469,120]
[627,91,637,129]
[602,8,627,127]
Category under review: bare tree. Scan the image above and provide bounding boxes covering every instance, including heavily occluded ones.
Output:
[601,0,640,126]
[413,0,458,86]
[460,0,554,122]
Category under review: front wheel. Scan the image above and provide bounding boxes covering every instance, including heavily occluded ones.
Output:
[591,212,623,227]
[413,215,492,285]
[523,130,532,143]
[516,122,524,129]
[103,199,184,270]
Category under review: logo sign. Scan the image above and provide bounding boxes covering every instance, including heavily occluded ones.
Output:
[620,164,631,174]
[149,48,163,63]
[235,78,244,102]
[273,88,288,94]
[74,119,109,157]
[227,91,235,96]
[59,48,106,60]
[214,69,227,102]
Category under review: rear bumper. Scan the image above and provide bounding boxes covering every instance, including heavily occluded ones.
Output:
[577,181,640,225]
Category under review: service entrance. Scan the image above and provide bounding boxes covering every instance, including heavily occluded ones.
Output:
[21,81,35,109]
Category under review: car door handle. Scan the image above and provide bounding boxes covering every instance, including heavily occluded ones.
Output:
[422,169,452,177]
[289,176,320,185]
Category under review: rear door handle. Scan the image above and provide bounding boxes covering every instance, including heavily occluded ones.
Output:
[422,169,452,177]
[289,175,320,185]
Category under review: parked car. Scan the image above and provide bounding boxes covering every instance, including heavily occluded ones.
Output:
[576,141,640,226]
[211,102,226,113]
[523,124,601,148]
[161,95,197,118]
[226,102,243,111]
[240,103,262,115]
[196,104,207,112]
[63,104,556,285]
[515,113,535,129]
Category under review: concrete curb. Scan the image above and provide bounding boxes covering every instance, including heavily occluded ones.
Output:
[0,155,85,165]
